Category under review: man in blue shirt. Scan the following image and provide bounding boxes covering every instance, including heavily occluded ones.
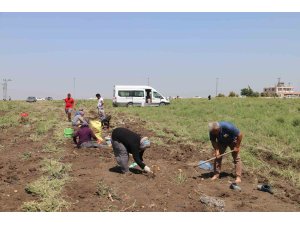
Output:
[209,121,243,183]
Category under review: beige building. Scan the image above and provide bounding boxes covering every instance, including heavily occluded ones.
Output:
[263,81,300,98]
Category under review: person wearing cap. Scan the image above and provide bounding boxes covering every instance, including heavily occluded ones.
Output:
[72,110,87,127]
[111,127,152,174]
[209,121,243,183]
[64,93,75,122]
[74,108,84,117]
[73,122,103,149]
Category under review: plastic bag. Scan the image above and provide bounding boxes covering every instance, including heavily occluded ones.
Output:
[198,161,213,171]
[90,120,103,142]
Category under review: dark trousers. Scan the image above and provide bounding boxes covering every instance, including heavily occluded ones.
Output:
[80,141,102,148]
[112,140,129,173]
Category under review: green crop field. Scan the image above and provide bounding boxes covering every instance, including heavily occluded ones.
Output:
[113,98,300,187]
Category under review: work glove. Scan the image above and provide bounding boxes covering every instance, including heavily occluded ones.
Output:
[144,166,152,173]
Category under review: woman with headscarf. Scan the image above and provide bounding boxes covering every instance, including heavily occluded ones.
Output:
[111,127,152,174]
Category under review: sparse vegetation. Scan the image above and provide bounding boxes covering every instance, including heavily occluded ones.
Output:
[25,176,67,198]
[0,113,19,128]
[228,91,238,97]
[292,118,300,127]
[22,195,69,212]
[21,152,32,160]
[36,121,54,135]
[23,173,70,212]
[276,117,285,124]
[101,205,119,212]
[96,179,120,201]
[28,133,39,142]
[9,101,73,212]
[42,143,63,153]
[174,169,187,185]
[41,159,71,179]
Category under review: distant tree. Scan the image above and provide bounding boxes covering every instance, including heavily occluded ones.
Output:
[241,86,253,96]
[217,93,225,97]
[228,91,238,97]
[241,86,259,97]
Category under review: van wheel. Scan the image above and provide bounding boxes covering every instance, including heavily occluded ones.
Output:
[127,103,133,107]
[159,102,166,106]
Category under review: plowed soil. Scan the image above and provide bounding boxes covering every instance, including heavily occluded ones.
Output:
[0,109,299,212]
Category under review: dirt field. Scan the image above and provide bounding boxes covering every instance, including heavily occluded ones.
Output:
[0,101,299,212]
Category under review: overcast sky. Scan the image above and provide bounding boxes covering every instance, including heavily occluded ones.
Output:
[1,13,300,100]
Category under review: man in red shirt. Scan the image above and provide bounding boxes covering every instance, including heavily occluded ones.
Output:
[65,93,75,122]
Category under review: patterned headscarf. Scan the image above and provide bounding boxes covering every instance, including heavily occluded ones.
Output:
[140,137,151,149]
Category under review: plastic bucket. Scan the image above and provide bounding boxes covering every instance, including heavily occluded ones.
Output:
[105,136,112,146]
[64,128,74,138]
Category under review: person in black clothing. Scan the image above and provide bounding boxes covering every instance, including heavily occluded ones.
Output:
[100,114,111,130]
[111,127,152,174]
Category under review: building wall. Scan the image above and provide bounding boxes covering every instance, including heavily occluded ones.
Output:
[263,84,298,97]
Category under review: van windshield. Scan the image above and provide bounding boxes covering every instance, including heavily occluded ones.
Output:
[153,92,163,99]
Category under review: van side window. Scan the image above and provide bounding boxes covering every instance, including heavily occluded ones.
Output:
[134,91,144,97]
[119,91,130,97]
[153,92,162,99]
[118,90,144,97]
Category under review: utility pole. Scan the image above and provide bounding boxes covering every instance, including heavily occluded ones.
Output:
[147,76,150,86]
[216,77,219,97]
[2,78,12,101]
